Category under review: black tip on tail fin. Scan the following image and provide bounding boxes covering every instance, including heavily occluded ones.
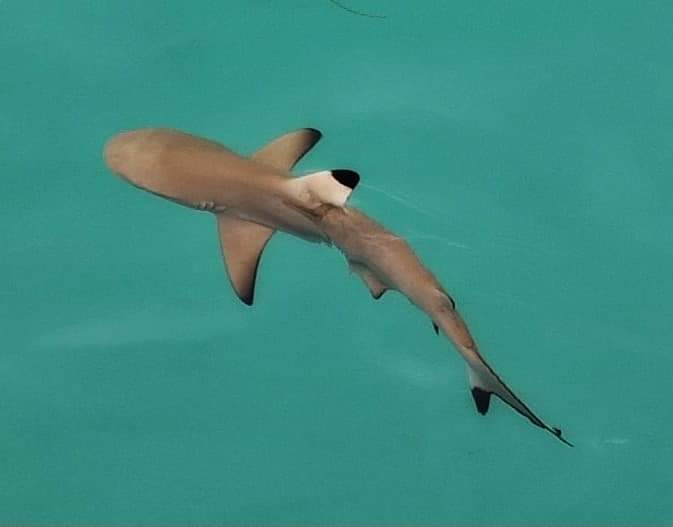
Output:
[471,387,492,415]
[551,427,574,447]
[332,169,360,190]
[432,322,439,335]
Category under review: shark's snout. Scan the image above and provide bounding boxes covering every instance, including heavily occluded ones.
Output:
[104,131,136,176]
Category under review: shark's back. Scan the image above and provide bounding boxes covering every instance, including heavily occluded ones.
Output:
[319,206,441,299]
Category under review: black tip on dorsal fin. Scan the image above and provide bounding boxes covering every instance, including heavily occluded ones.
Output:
[471,387,492,415]
[332,169,360,190]
[432,322,439,335]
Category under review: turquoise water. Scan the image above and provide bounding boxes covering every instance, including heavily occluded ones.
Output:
[2,1,673,524]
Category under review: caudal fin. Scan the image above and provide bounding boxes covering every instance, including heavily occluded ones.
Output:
[434,302,571,446]
[467,359,573,447]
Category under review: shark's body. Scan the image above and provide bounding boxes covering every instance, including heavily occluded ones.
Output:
[104,127,571,446]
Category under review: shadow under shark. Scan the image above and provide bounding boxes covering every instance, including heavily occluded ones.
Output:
[104,127,572,446]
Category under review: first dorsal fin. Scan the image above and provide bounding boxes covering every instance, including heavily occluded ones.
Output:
[292,169,360,208]
[252,128,322,171]
[348,261,388,299]
[216,213,275,306]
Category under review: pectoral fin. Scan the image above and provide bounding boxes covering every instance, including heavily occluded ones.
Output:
[252,128,322,171]
[216,214,275,306]
[349,261,388,299]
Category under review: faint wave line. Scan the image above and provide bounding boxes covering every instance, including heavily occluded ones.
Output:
[36,309,245,350]
[326,0,386,18]
[360,183,441,220]
[406,233,471,250]
[359,183,471,250]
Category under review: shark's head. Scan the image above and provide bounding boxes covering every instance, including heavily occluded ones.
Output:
[104,128,227,210]
[104,129,180,199]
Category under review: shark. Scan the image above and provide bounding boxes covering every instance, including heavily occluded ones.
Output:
[104,127,571,446]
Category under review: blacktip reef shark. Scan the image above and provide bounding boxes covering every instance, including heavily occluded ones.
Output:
[104,127,572,446]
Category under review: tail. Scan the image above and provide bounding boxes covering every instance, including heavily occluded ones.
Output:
[467,355,573,447]
[433,301,572,446]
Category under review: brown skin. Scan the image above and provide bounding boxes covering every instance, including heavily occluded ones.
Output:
[105,129,287,211]
[104,127,570,446]
[105,128,326,241]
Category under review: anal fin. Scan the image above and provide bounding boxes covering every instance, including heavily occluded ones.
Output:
[216,213,275,306]
[349,261,388,299]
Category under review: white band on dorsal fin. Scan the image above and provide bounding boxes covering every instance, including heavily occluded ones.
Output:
[290,170,360,207]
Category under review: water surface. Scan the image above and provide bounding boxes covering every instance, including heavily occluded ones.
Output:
[1,1,672,524]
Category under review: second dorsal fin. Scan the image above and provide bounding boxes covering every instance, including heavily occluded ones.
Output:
[252,128,322,171]
[216,213,275,306]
